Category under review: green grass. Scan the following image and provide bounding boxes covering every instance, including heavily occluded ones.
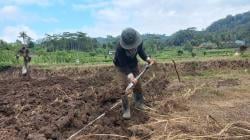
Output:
[153,48,237,60]
[31,51,113,64]
[0,47,249,67]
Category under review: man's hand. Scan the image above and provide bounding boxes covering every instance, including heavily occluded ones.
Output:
[127,73,138,85]
[147,58,155,66]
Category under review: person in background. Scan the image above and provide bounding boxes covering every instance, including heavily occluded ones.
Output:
[16,45,31,76]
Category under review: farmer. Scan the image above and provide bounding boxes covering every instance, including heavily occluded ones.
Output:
[16,45,31,76]
[113,27,155,119]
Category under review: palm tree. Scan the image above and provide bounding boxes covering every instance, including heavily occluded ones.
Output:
[18,31,28,45]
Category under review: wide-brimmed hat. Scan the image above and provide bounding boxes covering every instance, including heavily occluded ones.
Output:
[120,28,142,50]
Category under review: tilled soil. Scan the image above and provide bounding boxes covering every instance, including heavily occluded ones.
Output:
[0,59,250,140]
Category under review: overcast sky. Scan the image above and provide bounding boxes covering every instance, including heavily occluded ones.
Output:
[0,0,250,42]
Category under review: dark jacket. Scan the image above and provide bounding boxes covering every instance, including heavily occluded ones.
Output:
[16,46,31,62]
[18,47,29,56]
[113,42,148,74]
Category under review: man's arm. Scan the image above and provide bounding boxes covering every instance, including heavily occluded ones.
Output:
[15,49,22,60]
[137,43,155,65]
[137,43,148,61]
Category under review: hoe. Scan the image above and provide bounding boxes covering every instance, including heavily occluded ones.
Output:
[68,64,152,140]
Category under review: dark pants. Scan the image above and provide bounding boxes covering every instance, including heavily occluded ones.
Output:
[24,56,31,67]
[22,55,31,75]
[116,66,143,95]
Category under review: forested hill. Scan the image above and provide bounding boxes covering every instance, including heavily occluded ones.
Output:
[207,11,250,33]
[97,11,250,47]
[165,11,250,46]
[32,10,250,52]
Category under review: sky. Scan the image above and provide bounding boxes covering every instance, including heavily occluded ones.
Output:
[0,0,250,42]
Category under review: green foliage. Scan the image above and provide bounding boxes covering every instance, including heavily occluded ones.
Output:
[18,31,28,44]
[0,40,8,49]
[183,41,193,53]
[0,42,249,66]
[28,41,35,48]
[163,11,250,48]
[89,52,96,57]
[199,42,217,49]
[0,64,11,72]
[167,27,199,46]
[40,32,101,52]
[207,11,250,44]
[140,34,169,55]
[239,45,248,55]
[102,44,107,49]
[191,52,196,57]
[207,12,250,33]
[177,50,184,56]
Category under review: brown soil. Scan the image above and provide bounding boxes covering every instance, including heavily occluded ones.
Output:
[0,59,250,140]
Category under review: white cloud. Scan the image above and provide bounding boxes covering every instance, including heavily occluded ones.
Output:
[0,0,65,6]
[72,0,250,37]
[14,0,50,6]
[112,0,143,8]
[0,5,59,24]
[1,5,18,14]
[0,25,40,42]
[0,5,20,21]
[167,11,176,16]
[40,17,59,23]
[96,8,129,23]
[72,1,110,11]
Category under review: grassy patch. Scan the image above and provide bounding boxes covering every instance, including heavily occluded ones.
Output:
[0,63,12,72]
[0,47,249,67]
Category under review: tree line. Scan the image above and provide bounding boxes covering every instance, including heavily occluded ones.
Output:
[1,11,249,54]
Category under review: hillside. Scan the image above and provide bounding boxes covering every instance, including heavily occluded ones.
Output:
[166,11,250,46]
[207,11,250,33]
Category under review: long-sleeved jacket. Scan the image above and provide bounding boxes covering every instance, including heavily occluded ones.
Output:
[113,42,148,74]
[16,46,31,63]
